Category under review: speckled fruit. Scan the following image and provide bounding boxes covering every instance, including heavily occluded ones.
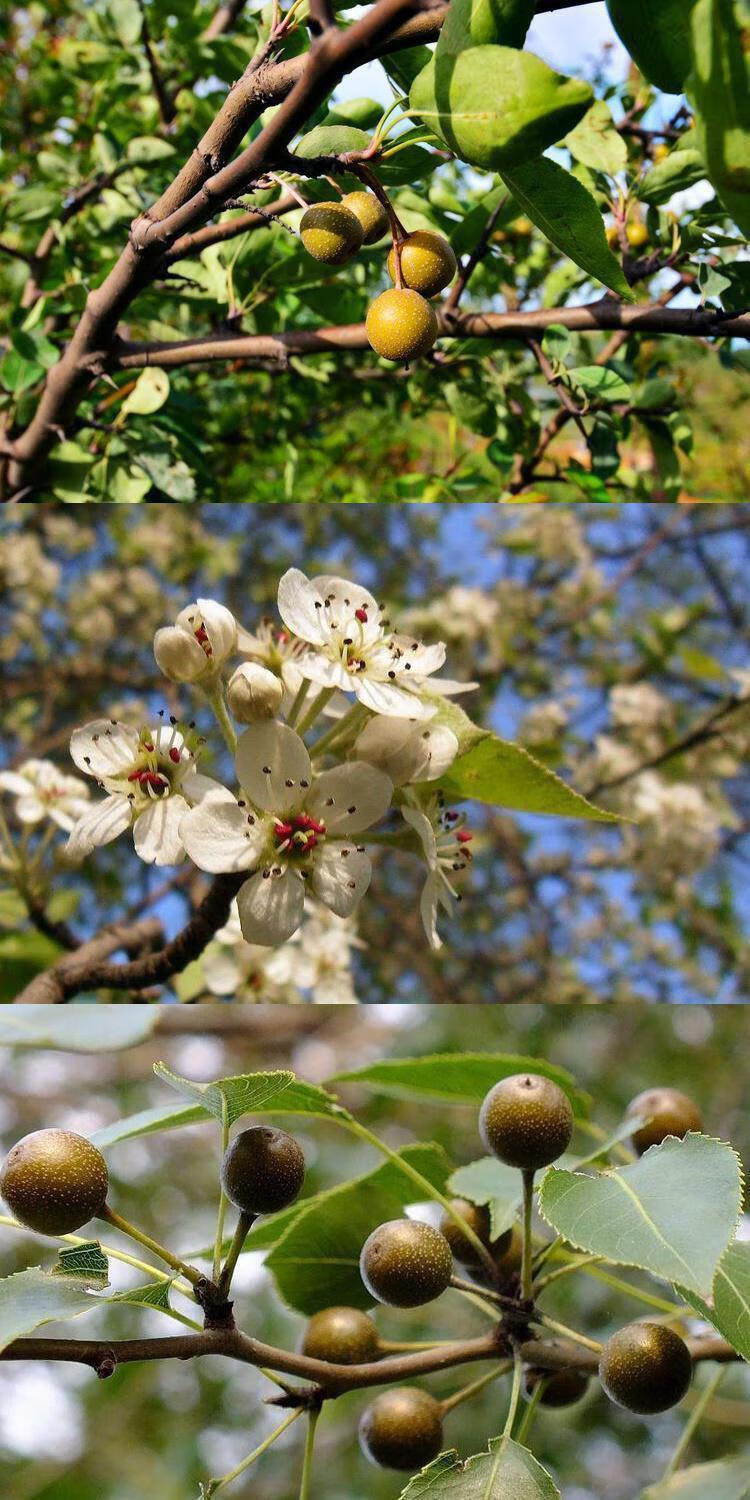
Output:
[599,1323,692,1414]
[220,1126,304,1216]
[360,1218,452,1308]
[479,1074,574,1172]
[299,202,364,263]
[387,231,457,297]
[359,1387,443,1470]
[302,1307,380,1365]
[341,191,389,245]
[525,1368,590,1408]
[439,1198,512,1268]
[625,1088,703,1156]
[365,289,438,362]
[0,1128,108,1236]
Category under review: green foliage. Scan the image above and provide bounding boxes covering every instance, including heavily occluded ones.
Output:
[398,1440,560,1499]
[606,0,698,93]
[0,1265,108,1352]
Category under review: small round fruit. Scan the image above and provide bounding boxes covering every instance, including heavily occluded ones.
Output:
[360,1218,452,1308]
[359,1387,443,1470]
[0,1128,108,1236]
[496,1222,523,1277]
[302,1307,379,1365]
[625,1088,703,1156]
[220,1126,304,1216]
[299,202,364,264]
[366,289,438,362]
[479,1074,574,1172]
[606,224,620,249]
[652,143,670,162]
[341,191,389,245]
[439,1198,512,1268]
[626,220,649,249]
[599,1322,692,1415]
[525,1368,590,1408]
[387,231,457,298]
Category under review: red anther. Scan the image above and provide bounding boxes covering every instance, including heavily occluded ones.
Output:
[445,811,459,822]
[355,608,368,623]
[169,747,181,763]
[294,814,326,835]
[194,625,209,643]
[127,770,144,782]
[275,821,294,839]
[143,741,154,752]
[142,771,167,788]
[457,829,473,844]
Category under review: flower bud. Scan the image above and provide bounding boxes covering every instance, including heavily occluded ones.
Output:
[227,662,284,723]
[154,599,237,683]
[354,717,458,785]
[154,626,207,683]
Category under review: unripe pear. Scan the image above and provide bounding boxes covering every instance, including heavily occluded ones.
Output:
[439,1198,512,1269]
[221,1126,305,1215]
[524,1367,590,1407]
[359,1387,443,1470]
[366,289,438,363]
[626,220,649,249]
[302,1306,379,1365]
[599,1322,692,1414]
[0,1128,109,1236]
[387,231,457,297]
[479,1074,574,1171]
[341,191,389,244]
[300,202,364,263]
[625,1088,703,1156]
[227,662,284,723]
[360,1218,452,1307]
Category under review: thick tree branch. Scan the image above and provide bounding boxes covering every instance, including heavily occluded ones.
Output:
[13,916,165,1003]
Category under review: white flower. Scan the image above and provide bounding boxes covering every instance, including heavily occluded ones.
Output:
[401,794,473,950]
[0,759,90,832]
[276,569,475,719]
[65,719,225,866]
[180,720,392,946]
[610,683,673,731]
[153,598,237,683]
[226,662,284,723]
[354,716,458,785]
[204,899,360,1002]
[630,772,722,874]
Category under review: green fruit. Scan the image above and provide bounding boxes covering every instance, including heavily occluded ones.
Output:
[360,1218,452,1307]
[341,191,389,245]
[387,231,457,297]
[365,289,438,362]
[479,1074,574,1172]
[0,1128,108,1236]
[439,1198,512,1268]
[299,202,364,264]
[599,1322,692,1414]
[359,1387,443,1470]
[302,1307,380,1365]
[524,1368,590,1407]
[625,1088,703,1156]
[221,1126,304,1215]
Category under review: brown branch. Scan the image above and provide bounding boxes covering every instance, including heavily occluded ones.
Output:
[202,0,250,41]
[587,694,748,798]
[13,873,244,1003]
[137,0,177,127]
[164,192,299,262]
[111,300,750,371]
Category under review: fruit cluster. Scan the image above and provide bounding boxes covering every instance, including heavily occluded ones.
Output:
[299,188,457,362]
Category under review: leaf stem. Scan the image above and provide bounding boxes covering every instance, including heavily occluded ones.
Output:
[513,1375,544,1448]
[534,1314,602,1353]
[441,1359,512,1414]
[502,1347,523,1445]
[98,1205,205,1289]
[298,1406,319,1500]
[206,1407,304,1494]
[213,1106,231,1284]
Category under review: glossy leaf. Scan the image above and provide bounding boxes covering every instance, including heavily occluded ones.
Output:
[500,157,634,298]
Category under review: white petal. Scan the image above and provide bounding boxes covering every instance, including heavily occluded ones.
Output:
[70,720,140,778]
[390,635,447,676]
[296,654,353,692]
[311,843,371,918]
[133,797,188,866]
[153,626,207,683]
[197,598,237,661]
[180,798,267,873]
[307,762,392,834]
[277,568,329,647]
[0,772,33,797]
[311,575,383,648]
[355,677,435,719]
[401,805,438,865]
[419,872,443,950]
[412,725,459,782]
[354,716,448,784]
[203,947,243,996]
[235,721,312,817]
[152,726,188,760]
[65,795,133,861]
[418,676,479,697]
[15,796,47,824]
[181,771,233,805]
[236,867,305,946]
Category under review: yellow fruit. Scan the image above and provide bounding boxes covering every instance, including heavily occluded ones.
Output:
[510,216,534,235]
[626,220,649,249]
[387,231,457,298]
[606,225,620,249]
[340,191,389,245]
[366,288,438,362]
[652,143,670,162]
[299,202,364,264]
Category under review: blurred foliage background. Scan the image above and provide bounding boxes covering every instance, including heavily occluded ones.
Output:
[0,1004,748,1500]
[3,502,750,1001]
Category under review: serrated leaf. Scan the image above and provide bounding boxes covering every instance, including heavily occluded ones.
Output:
[681,1239,750,1361]
[399,1438,560,1499]
[568,366,632,404]
[0,1266,108,1352]
[331,1053,589,1116]
[153,1063,347,1126]
[539,1134,742,1296]
[265,1144,450,1314]
[448,1158,523,1239]
[109,1278,175,1311]
[54,1242,109,1280]
[641,1456,750,1500]
[435,733,620,820]
[500,157,634,299]
[0,1008,158,1050]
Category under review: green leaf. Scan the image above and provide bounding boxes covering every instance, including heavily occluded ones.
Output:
[45,440,95,503]
[0,1008,158,1050]
[639,133,706,204]
[125,136,176,163]
[153,1063,348,1126]
[539,1134,742,1296]
[682,1239,750,1361]
[437,0,535,53]
[410,48,592,172]
[565,100,627,176]
[688,0,750,239]
[0,348,44,395]
[568,366,632,404]
[120,368,170,418]
[448,1158,523,1239]
[109,1278,177,1312]
[435,733,620,820]
[107,0,143,46]
[641,1456,750,1500]
[398,1439,561,1499]
[265,1144,450,1314]
[500,156,634,298]
[54,1242,109,1281]
[606,0,698,93]
[294,125,370,159]
[0,1266,107,1353]
[331,1054,590,1117]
